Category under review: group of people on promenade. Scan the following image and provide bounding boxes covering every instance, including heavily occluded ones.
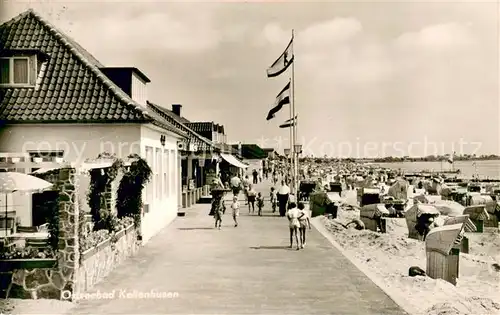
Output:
[210,169,312,249]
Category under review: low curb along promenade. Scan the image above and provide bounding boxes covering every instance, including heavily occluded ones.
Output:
[68,180,406,314]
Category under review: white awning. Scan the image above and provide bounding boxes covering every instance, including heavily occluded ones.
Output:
[220,153,248,169]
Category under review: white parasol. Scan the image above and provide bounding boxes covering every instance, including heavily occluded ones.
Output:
[0,172,53,239]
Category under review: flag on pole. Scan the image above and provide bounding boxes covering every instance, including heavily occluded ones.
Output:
[279,115,297,128]
[266,35,294,78]
[447,152,455,164]
[266,81,290,120]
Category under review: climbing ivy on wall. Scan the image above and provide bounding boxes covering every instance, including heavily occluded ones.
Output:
[87,168,107,230]
[116,154,152,233]
[87,153,124,232]
[45,191,60,251]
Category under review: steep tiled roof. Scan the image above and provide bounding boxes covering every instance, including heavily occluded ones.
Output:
[0,9,184,136]
[175,115,191,124]
[147,102,215,152]
[186,122,213,133]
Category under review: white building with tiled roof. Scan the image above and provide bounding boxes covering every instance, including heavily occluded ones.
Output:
[0,9,188,242]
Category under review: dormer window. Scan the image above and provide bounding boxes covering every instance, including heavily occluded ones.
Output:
[0,56,35,86]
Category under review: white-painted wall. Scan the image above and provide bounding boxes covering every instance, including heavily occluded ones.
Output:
[0,123,182,244]
[139,125,181,242]
[0,124,141,164]
[131,73,148,106]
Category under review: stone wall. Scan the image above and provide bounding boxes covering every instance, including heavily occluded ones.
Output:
[5,168,79,299]
[3,167,140,300]
[75,224,139,296]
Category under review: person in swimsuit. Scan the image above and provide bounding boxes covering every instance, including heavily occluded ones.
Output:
[286,202,304,250]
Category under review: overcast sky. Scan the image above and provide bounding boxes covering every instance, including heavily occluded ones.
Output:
[2,0,499,157]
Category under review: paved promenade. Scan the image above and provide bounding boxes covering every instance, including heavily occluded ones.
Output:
[69,179,405,314]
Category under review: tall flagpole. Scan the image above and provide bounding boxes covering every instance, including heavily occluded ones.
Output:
[288,78,293,190]
[291,29,298,198]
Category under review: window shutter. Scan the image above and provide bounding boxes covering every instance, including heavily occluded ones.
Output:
[13,58,29,84]
[0,59,9,84]
[29,55,37,85]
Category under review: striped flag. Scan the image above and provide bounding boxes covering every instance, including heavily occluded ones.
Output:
[279,115,297,128]
[266,35,294,78]
[266,81,290,120]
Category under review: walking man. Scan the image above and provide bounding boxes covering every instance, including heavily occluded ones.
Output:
[277,180,290,217]
[252,169,259,184]
[230,173,242,198]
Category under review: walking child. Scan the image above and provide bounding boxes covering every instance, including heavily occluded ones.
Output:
[256,192,264,216]
[231,196,240,227]
[270,187,277,213]
[212,193,224,230]
[298,202,311,248]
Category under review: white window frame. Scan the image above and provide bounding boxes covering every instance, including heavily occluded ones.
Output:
[0,56,31,85]
[169,150,175,197]
[155,148,161,200]
[145,147,154,203]
[165,150,170,197]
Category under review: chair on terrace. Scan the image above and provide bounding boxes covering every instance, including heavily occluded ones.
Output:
[25,238,49,248]
[17,226,38,233]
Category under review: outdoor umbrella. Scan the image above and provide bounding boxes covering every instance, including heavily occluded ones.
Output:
[0,172,53,238]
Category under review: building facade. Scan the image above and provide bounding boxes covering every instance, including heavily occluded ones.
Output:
[0,10,186,242]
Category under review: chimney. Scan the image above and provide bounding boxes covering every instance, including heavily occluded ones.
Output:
[172,104,182,116]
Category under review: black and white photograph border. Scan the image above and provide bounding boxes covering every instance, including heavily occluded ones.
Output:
[0,0,499,314]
